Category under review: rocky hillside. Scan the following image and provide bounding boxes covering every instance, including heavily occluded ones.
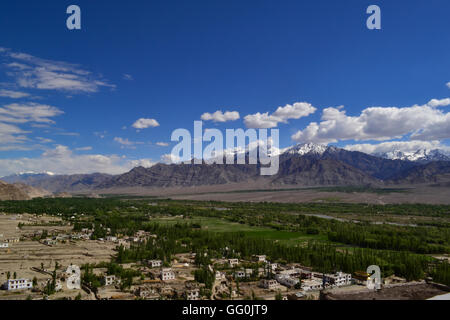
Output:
[0,180,51,200]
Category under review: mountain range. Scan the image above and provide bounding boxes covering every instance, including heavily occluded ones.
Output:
[2,143,450,194]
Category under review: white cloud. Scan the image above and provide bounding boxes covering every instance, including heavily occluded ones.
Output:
[446,82,450,89]
[427,98,450,107]
[0,89,30,98]
[411,113,450,141]
[132,118,160,129]
[0,103,63,124]
[343,140,450,155]
[201,110,240,122]
[123,74,134,81]
[161,153,181,164]
[244,102,316,128]
[1,48,115,93]
[0,145,155,176]
[129,159,154,168]
[243,112,280,129]
[0,121,27,145]
[156,142,169,147]
[36,137,53,144]
[292,101,450,144]
[75,146,92,151]
[113,137,142,146]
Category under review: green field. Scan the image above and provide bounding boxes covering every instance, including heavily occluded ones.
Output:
[150,216,326,245]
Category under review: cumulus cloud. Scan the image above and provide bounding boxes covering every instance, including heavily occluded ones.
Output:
[0,145,154,176]
[1,48,115,93]
[132,118,160,129]
[201,110,240,122]
[343,140,450,155]
[292,100,450,144]
[129,159,154,168]
[411,113,450,141]
[427,98,450,108]
[160,153,181,164]
[244,102,316,128]
[0,89,30,99]
[447,82,450,89]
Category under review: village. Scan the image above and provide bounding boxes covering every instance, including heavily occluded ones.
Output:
[1,212,433,301]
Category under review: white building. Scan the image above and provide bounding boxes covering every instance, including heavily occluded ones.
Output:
[160,268,175,281]
[3,279,32,290]
[275,274,299,288]
[66,265,81,290]
[279,268,302,277]
[259,279,279,290]
[323,272,352,287]
[268,263,278,271]
[148,260,162,268]
[228,259,239,268]
[302,279,323,291]
[104,275,117,286]
[106,236,117,242]
[0,243,9,248]
[254,255,267,263]
[185,288,200,300]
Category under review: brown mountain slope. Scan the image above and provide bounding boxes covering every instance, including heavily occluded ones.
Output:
[0,180,51,200]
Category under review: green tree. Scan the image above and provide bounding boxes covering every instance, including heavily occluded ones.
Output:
[275,291,283,300]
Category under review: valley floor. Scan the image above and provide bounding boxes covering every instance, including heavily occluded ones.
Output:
[90,184,450,205]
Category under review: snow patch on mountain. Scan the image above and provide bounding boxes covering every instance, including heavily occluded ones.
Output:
[375,149,450,162]
[284,143,329,156]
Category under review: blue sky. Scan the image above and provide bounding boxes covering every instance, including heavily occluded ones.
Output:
[0,0,449,175]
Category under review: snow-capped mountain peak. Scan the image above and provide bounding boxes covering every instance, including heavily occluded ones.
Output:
[376,149,450,162]
[284,143,329,156]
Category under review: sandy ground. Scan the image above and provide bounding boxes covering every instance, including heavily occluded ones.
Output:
[90,184,450,204]
[324,282,449,300]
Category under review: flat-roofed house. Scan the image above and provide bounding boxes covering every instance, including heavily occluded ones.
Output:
[259,279,279,290]
[103,275,117,286]
[185,288,200,300]
[323,272,352,287]
[160,268,175,281]
[148,260,162,268]
[301,279,323,291]
[3,279,32,291]
[228,259,239,268]
[275,274,299,288]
